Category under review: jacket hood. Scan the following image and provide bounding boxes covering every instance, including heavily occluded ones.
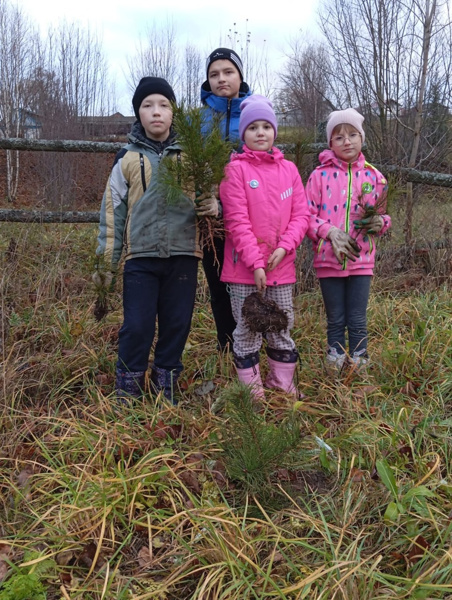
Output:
[128,121,177,152]
[318,148,366,170]
[200,81,251,108]
[230,144,285,164]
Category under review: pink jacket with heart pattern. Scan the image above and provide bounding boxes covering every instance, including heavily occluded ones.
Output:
[306,149,391,277]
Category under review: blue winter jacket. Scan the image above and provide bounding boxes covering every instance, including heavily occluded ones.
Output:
[200,81,252,147]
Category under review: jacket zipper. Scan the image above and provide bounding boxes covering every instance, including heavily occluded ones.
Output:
[342,162,353,270]
[139,153,147,193]
[225,99,232,140]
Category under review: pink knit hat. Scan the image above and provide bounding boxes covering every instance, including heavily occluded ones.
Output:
[239,95,278,141]
[326,108,365,145]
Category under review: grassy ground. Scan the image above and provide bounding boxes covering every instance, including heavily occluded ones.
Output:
[0,222,451,599]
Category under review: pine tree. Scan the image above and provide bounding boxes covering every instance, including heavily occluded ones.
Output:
[220,381,302,499]
[160,103,232,257]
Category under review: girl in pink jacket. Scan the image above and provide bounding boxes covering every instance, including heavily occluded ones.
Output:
[220,95,310,399]
[306,108,391,372]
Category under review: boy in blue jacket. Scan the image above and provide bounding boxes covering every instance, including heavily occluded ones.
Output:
[200,48,252,351]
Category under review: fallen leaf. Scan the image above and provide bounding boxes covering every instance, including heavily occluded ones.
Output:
[60,571,72,585]
[0,560,8,584]
[70,322,84,337]
[0,544,14,584]
[179,469,201,493]
[377,422,393,433]
[151,536,166,549]
[398,444,414,466]
[353,386,379,400]
[185,453,204,465]
[350,467,366,482]
[95,373,113,386]
[17,468,33,488]
[56,550,74,567]
[195,380,216,396]
[408,535,430,564]
[137,546,152,569]
[78,541,97,568]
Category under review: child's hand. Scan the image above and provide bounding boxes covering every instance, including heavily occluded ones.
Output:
[353,215,384,233]
[254,268,267,291]
[327,226,361,263]
[92,270,115,290]
[195,192,219,217]
[267,248,286,271]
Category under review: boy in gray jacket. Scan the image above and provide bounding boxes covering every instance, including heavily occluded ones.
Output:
[95,77,216,404]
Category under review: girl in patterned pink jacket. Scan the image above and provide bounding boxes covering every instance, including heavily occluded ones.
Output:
[306,108,391,372]
[220,95,310,399]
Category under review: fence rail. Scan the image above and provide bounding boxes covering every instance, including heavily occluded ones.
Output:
[1,138,451,224]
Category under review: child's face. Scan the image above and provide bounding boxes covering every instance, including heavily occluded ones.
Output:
[244,120,275,152]
[330,124,362,163]
[208,60,241,99]
[139,94,173,141]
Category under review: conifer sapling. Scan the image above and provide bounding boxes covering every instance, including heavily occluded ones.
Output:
[160,103,233,263]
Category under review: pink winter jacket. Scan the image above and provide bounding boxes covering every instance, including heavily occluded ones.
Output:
[306,150,391,277]
[220,145,310,286]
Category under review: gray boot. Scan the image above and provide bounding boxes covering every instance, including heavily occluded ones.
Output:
[115,368,146,405]
[325,347,346,375]
[150,366,180,405]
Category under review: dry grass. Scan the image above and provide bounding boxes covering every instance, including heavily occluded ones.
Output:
[0,222,451,599]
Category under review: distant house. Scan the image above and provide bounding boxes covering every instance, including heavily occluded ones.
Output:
[276,108,304,128]
[0,109,42,139]
[358,100,402,118]
[78,112,136,139]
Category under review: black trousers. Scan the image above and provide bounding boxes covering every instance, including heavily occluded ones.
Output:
[117,256,199,373]
[202,235,236,349]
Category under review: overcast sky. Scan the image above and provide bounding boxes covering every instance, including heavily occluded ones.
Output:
[17,0,320,114]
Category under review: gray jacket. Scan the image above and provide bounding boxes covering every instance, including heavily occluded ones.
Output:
[96,123,202,269]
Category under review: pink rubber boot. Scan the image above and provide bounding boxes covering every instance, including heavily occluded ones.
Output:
[236,364,265,400]
[265,358,297,397]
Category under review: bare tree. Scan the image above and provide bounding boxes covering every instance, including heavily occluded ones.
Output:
[0,0,40,201]
[308,0,452,241]
[181,44,202,107]
[278,39,334,138]
[33,23,112,207]
[223,20,275,96]
[126,19,180,93]
[46,23,111,123]
[316,0,451,167]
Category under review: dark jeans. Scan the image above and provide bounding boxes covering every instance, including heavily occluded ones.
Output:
[202,235,236,349]
[117,256,199,373]
[319,275,371,356]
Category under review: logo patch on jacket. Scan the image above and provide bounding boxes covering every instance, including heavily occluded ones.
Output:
[249,179,259,188]
[361,182,373,194]
[280,187,293,201]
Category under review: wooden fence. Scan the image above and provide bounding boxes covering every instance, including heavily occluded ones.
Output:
[0,137,451,223]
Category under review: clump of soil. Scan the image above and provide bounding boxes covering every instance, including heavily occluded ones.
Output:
[93,297,109,321]
[242,292,289,333]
